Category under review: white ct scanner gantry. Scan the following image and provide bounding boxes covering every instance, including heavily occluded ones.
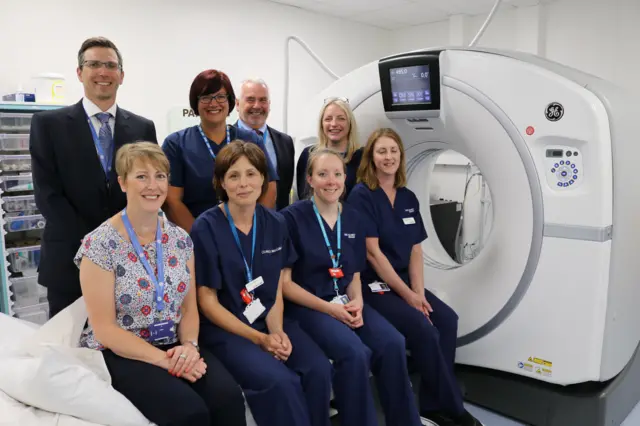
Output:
[290,48,640,426]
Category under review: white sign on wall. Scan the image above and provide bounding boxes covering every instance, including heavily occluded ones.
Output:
[166,105,239,135]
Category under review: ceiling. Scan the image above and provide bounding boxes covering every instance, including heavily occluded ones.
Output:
[260,0,544,30]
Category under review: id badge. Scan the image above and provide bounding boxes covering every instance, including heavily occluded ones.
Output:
[328,268,344,279]
[149,320,176,343]
[331,294,350,305]
[243,298,266,324]
[246,276,264,292]
[368,282,391,293]
[403,217,416,225]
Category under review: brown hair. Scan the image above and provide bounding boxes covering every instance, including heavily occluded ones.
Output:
[78,37,123,69]
[213,140,269,202]
[189,69,235,116]
[314,99,359,162]
[115,142,169,181]
[357,128,407,190]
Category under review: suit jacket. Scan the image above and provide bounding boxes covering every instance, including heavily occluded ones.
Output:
[233,121,294,210]
[29,99,158,293]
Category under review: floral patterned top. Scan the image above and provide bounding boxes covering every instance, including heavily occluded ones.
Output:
[74,218,193,350]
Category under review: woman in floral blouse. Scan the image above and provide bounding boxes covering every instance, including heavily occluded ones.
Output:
[75,142,246,426]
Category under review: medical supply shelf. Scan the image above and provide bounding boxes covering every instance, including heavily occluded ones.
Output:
[0,102,64,321]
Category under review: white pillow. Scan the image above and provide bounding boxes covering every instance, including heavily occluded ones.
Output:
[0,342,151,426]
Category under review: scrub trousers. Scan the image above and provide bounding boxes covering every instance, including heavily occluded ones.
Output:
[102,344,247,426]
[363,287,465,416]
[287,303,422,426]
[201,320,333,426]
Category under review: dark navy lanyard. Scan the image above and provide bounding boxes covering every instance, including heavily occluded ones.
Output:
[122,209,165,311]
[198,125,231,160]
[224,203,257,283]
[87,116,112,175]
[311,197,341,295]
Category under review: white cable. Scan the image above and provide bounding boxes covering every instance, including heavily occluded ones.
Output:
[283,35,340,133]
[469,0,503,47]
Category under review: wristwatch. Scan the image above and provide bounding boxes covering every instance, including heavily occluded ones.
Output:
[186,340,199,351]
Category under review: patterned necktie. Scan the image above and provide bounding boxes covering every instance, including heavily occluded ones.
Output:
[95,112,113,174]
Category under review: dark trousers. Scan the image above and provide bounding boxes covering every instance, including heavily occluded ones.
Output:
[363,288,465,416]
[47,286,82,318]
[287,303,422,426]
[201,320,333,426]
[103,345,247,426]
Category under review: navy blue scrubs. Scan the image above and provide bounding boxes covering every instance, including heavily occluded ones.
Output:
[163,125,279,219]
[295,146,363,200]
[347,183,464,417]
[281,200,421,426]
[191,204,332,426]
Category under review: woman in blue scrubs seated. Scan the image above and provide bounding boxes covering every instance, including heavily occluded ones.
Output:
[191,140,333,426]
[75,142,246,426]
[163,69,278,232]
[295,97,363,200]
[281,148,422,426]
[348,128,482,426]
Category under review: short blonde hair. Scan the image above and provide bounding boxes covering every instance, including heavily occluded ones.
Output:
[357,128,407,190]
[314,99,359,162]
[115,142,170,181]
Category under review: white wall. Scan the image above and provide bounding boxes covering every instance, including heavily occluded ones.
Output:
[0,0,390,141]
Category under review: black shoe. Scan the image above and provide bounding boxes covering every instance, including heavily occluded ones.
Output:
[450,410,484,426]
[421,410,483,426]
[420,411,458,426]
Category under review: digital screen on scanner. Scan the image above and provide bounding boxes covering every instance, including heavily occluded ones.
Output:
[546,149,563,158]
[390,65,431,105]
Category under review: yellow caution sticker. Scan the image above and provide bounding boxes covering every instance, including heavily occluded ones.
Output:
[528,356,553,368]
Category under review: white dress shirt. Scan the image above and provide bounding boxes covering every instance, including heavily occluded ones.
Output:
[82,97,117,139]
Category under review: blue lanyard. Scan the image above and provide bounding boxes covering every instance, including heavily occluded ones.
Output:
[224,203,257,283]
[87,116,112,175]
[311,197,341,294]
[198,125,231,160]
[122,209,165,312]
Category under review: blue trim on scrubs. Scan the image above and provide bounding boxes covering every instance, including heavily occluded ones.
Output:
[295,146,363,200]
[281,200,422,426]
[162,125,279,218]
[347,183,465,416]
[191,204,333,426]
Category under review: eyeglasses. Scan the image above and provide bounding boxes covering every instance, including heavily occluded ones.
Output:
[324,96,349,104]
[82,60,122,71]
[199,94,229,104]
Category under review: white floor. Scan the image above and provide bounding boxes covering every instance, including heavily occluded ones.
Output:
[466,400,640,426]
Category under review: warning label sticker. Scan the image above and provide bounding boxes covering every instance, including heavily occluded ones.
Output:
[528,356,553,368]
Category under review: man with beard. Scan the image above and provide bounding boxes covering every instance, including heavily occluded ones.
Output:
[234,78,294,210]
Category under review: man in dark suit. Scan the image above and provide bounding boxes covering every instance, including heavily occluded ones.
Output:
[30,36,157,318]
[235,78,294,210]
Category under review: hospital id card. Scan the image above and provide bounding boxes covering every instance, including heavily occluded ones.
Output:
[368,282,391,293]
[331,294,350,305]
[149,320,176,343]
[245,276,264,292]
[403,217,416,225]
[243,298,266,324]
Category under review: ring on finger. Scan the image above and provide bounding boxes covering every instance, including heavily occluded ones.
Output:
[179,353,187,359]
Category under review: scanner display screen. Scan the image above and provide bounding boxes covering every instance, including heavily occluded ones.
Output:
[390,65,431,105]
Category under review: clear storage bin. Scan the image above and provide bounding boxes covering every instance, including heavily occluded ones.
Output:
[4,214,45,232]
[3,195,37,212]
[0,155,31,172]
[10,276,47,308]
[13,302,49,325]
[6,245,41,274]
[0,113,32,132]
[0,174,33,192]
[0,134,29,151]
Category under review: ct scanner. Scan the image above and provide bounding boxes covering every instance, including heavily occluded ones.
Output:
[289,48,640,426]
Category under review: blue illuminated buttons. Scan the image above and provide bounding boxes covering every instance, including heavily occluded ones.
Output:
[557,182,563,187]
[561,171,567,177]
[551,168,556,173]
[574,169,578,173]
[560,161,565,165]
[573,175,578,179]
[563,183,569,187]
[570,180,574,184]
[555,163,559,168]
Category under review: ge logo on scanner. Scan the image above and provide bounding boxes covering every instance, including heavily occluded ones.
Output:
[545,102,564,122]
